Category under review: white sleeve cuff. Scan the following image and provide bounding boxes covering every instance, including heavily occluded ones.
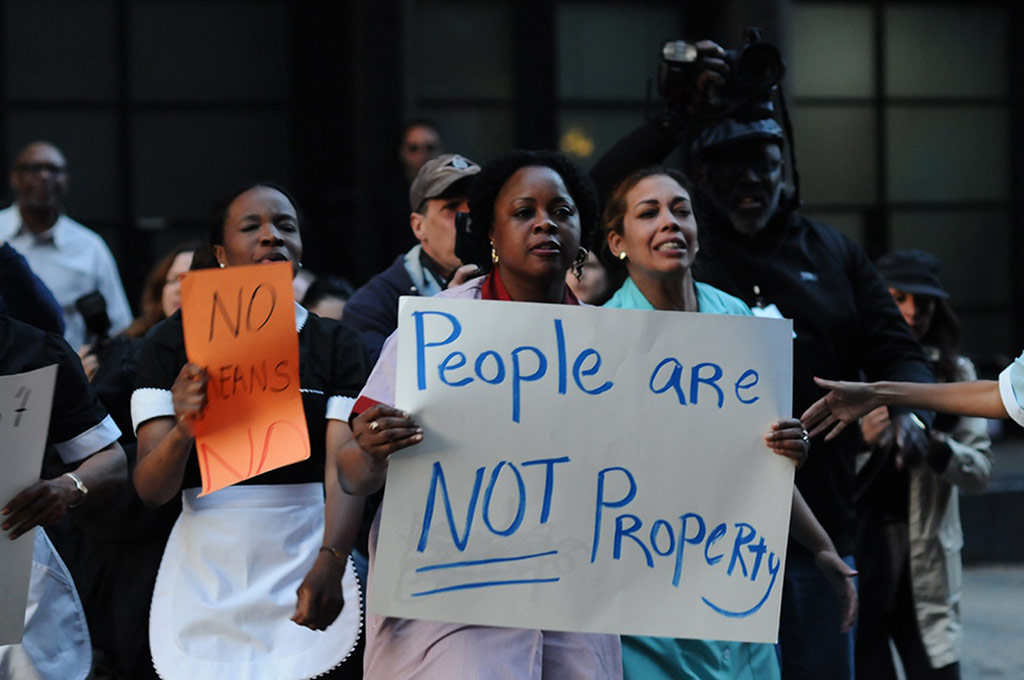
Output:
[131,388,175,434]
[326,395,356,423]
[998,364,1024,427]
[54,414,121,464]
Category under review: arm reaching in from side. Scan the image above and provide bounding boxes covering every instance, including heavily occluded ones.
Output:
[802,377,1006,442]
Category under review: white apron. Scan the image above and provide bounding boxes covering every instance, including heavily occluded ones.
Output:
[149,483,361,680]
[0,529,91,680]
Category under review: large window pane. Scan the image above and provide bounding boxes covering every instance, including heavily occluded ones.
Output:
[558,110,666,171]
[889,210,1009,309]
[957,312,1012,363]
[557,3,679,101]
[133,112,289,220]
[790,4,874,98]
[790,105,877,204]
[419,107,514,165]
[4,0,117,100]
[885,6,1007,98]
[130,0,289,101]
[887,107,1008,202]
[7,111,119,220]
[412,1,512,99]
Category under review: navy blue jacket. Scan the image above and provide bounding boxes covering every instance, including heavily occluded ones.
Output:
[342,254,420,363]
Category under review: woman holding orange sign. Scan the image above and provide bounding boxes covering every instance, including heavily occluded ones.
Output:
[132,183,368,680]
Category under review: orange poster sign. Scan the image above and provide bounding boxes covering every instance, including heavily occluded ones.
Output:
[180,262,309,495]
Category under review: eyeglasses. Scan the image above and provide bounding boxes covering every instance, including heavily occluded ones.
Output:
[15,162,67,175]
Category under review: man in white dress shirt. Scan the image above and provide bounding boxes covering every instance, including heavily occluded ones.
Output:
[0,141,132,350]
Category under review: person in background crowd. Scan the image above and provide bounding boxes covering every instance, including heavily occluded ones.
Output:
[0,141,132,350]
[399,118,444,184]
[344,153,482,362]
[304,275,355,321]
[340,150,622,679]
[600,166,856,680]
[124,242,198,339]
[132,183,367,680]
[566,247,612,305]
[293,265,318,305]
[850,249,991,680]
[591,40,935,680]
[0,314,126,680]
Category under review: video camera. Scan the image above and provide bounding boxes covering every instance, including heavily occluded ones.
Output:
[657,28,785,124]
[75,290,112,346]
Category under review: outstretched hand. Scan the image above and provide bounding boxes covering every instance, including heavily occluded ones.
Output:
[801,377,882,442]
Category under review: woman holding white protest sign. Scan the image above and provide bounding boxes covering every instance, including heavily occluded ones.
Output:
[132,183,367,680]
[599,166,857,680]
[340,150,623,679]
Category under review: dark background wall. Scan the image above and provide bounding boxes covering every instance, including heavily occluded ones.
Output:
[2,0,1020,370]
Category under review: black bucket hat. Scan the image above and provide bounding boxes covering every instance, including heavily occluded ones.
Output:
[876,249,950,299]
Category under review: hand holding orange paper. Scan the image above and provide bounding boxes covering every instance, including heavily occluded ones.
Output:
[180,262,309,495]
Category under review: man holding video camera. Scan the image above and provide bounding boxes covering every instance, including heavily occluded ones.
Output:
[593,36,936,680]
[0,141,132,351]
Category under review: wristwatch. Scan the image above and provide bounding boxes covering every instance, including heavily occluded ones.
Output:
[63,472,88,507]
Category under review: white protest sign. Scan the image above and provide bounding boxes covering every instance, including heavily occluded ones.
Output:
[0,365,57,645]
[371,297,794,642]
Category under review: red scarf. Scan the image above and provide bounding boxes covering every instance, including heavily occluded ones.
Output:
[480,267,581,305]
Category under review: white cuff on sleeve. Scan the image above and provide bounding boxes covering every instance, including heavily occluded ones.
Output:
[326,395,356,423]
[54,414,121,464]
[131,388,175,434]
[998,364,1024,427]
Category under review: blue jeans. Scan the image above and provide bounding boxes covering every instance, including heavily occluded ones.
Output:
[778,552,857,680]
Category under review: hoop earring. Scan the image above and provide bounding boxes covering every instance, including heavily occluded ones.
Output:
[571,246,588,281]
[490,241,499,265]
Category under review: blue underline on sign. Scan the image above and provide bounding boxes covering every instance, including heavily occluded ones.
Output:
[411,577,561,597]
[414,550,559,572]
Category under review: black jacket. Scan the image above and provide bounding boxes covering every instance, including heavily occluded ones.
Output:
[592,121,935,554]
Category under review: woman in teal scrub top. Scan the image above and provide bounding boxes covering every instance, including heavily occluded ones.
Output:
[600,166,857,680]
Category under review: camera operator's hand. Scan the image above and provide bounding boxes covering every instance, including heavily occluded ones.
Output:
[692,40,729,99]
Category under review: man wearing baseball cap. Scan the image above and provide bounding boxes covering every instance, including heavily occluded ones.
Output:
[343,153,481,362]
[592,40,935,680]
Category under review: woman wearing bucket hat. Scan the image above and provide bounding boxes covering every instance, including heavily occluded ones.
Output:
[843,250,991,679]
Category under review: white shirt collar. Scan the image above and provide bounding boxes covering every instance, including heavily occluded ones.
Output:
[5,206,67,247]
[295,301,308,332]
